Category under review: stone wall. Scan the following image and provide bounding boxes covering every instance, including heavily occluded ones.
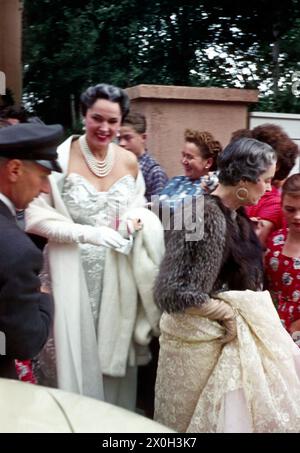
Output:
[126,84,258,177]
[0,0,22,104]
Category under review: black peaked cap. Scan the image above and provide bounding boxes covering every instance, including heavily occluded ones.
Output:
[0,123,64,172]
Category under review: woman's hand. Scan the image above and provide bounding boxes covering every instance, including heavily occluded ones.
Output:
[127,218,143,235]
[250,217,274,248]
[185,298,237,343]
[249,217,263,234]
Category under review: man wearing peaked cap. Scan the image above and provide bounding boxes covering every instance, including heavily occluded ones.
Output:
[0,122,63,379]
[0,123,63,211]
[0,122,63,173]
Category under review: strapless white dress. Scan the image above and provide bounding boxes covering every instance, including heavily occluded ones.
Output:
[61,173,136,327]
[37,173,139,410]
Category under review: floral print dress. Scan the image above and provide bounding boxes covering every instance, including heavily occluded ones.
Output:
[265,228,300,333]
[158,172,219,214]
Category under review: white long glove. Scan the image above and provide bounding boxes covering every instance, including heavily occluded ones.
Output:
[27,215,132,255]
[186,298,237,343]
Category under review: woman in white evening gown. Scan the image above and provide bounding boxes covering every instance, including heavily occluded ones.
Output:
[154,137,300,432]
[25,84,163,411]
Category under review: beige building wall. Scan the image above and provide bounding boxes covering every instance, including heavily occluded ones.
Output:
[126,85,258,177]
[0,0,22,104]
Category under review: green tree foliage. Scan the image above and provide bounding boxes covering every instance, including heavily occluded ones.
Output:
[23,0,300,127]
[23,0,146,127]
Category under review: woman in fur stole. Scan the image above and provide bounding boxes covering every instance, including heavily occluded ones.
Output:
[154,137,300,433]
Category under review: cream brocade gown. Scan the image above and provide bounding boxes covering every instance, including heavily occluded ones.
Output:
[37,173,138,409]
[61,173,136,327]
[154,290,300,433]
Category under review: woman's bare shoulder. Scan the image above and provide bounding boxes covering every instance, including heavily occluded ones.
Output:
[114,143,138,174]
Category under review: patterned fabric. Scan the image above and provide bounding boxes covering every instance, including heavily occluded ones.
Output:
[158,173,219,214]
[61,173,136,327]
[15,360,37,384]
[155,290,300,433]
[138,152,168,201]
[265,228,300,332]
[35,174,137,389]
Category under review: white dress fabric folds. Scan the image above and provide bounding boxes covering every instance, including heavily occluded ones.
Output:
[25,136,164,408]
[155,290,300,433]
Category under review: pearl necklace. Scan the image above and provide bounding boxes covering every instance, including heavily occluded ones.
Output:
[79,134,115,178]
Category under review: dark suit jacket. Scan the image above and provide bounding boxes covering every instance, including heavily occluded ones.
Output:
[0,201,53,378]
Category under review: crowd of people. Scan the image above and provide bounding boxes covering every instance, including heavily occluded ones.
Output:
[1,82,300,432]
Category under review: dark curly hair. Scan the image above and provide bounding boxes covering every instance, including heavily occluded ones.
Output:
[231,123,299,181]
[184,129,222,171]
[80,83,130,120]
[218,138,276,186]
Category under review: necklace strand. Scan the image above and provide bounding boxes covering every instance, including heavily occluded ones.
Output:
[79,134,115,178]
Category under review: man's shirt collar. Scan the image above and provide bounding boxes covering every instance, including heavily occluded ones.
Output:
[0,193,16,216]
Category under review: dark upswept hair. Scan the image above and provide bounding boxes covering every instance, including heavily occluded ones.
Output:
[282,173,300,198]
[232,123,299,181]
[218,137,276,186]
[184,129,222,171]
[80,83,130,119]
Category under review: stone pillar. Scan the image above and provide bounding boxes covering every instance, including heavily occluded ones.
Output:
[0,0,22,104]
[126,84,258,177]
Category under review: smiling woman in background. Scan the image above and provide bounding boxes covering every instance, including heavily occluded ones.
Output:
[158,129,222,213]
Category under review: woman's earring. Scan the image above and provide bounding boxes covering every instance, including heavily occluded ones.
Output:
[235,187,249,201]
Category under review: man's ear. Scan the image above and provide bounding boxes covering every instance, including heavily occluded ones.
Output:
[6,159,23,182]
[141,132,147,143]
